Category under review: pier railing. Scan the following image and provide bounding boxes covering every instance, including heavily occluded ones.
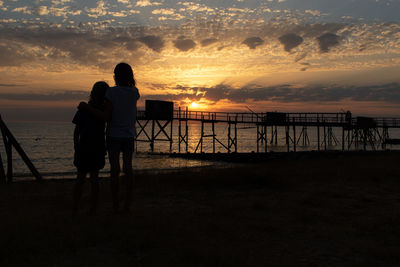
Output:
[138,110,400,128]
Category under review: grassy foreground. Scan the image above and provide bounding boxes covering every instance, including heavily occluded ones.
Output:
[1,151,400,266]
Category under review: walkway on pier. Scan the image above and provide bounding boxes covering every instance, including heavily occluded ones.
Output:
[136,108,400,154]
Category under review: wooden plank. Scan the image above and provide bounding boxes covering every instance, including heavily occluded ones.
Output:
[0,141,5,184]
[6,139,12,183]
[0,116,42,181]
[0,121,11,183]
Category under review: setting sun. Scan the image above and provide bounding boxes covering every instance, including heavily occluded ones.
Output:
[191,102,199,108]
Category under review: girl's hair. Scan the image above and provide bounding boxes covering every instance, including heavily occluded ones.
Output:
[114,62,136,87]
[89,81,109,107]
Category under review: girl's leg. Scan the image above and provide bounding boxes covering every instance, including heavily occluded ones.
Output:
[89,171,100,213]
[109,152,121,212]
[73,171,86,212]
[122,150,133,212]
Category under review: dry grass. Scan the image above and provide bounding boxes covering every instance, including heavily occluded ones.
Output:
[1,151,400,266]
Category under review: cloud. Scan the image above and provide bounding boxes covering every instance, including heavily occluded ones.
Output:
[317,33,341,53]
[278,33,303,52]
[242,37,264,49]
[35,6,49,16]
[3,83,400,107]
[305,10,321,16]
[200,38,218,47]
[0,27,143,68]
[138,35,164,52]
[136,0,162,7]
[0,83,22,87]
[85,1,107,18]
[178,2,215,13]
[294,52,308,62]
[12,6,32,14]
[173,36,196,51]
[0,19,17,23]
[152,8,175,15]
[0,43,36,66]
[0,90,89,101]
[145,83,400,105]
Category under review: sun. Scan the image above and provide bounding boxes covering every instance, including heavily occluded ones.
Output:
[191,102,199,108]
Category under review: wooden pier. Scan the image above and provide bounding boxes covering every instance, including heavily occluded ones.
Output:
[136,107,400,153]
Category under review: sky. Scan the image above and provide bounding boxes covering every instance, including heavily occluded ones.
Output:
[0,0,399,121]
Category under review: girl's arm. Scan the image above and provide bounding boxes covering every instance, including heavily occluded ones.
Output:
[73,125,80,150]
[78,100,112,121]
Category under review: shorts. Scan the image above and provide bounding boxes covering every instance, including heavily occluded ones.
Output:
[106,136,135,155]
[74,143,106,173]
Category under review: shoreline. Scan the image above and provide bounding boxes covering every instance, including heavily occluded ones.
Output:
[7,149,400,182]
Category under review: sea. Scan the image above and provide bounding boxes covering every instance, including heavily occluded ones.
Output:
[1,120,399,180]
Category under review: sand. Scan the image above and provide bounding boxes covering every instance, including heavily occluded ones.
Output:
[1,151,400,266]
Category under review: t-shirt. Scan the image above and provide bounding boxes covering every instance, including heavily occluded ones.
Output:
[72,109,105,147]
[105,85,140,138]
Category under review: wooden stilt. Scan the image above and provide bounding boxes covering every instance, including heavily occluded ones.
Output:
[342,127,345,151]
[317,116,320,151]
[151,120,155,152]
[200,116,204,153]
[170,119,173,153]
[293,118,296,152]
[0,116,42,182]
[264,125,267,153]
[178,107,181,153]
[0,147,5,183]
[212,115,215,153]
[229,122,233,153]
[5,137,12,183]
[185,107,189,153]
[286,125,290,153]
[234,121,237,153]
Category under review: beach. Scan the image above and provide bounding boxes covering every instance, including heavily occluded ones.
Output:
[1,151,400,266]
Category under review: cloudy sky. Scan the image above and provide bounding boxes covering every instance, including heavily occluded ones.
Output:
[0,0,399,121]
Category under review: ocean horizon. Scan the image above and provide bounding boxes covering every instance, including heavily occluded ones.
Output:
[1,120,399,180]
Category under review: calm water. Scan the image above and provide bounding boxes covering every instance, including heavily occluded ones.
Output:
[1,121,399,180]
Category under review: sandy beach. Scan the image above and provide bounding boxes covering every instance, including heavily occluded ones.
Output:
[1,151,400,266]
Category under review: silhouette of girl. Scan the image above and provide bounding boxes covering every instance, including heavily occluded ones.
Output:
[73,81,109,213]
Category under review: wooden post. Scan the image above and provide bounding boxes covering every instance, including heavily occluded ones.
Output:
[256,124,259,153]
[1,125,13,183]
[317,116,320,151]
[200,116,204,153]
[5,138,12,183]
[234,121,237,153]
[293,118,296,152]
[0,124,8,183]
[0,116,42,182]
[178,107,181,153]
[0,147,5,183]
[323,121,327,150]
[212,115,216,153]
[264,125,267,153]
[342,127,345,151]
[151,120,155,152]
[270,126,273,145]
[186,107,189,153]
[170,119,173,153]
[286,125,290,153]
